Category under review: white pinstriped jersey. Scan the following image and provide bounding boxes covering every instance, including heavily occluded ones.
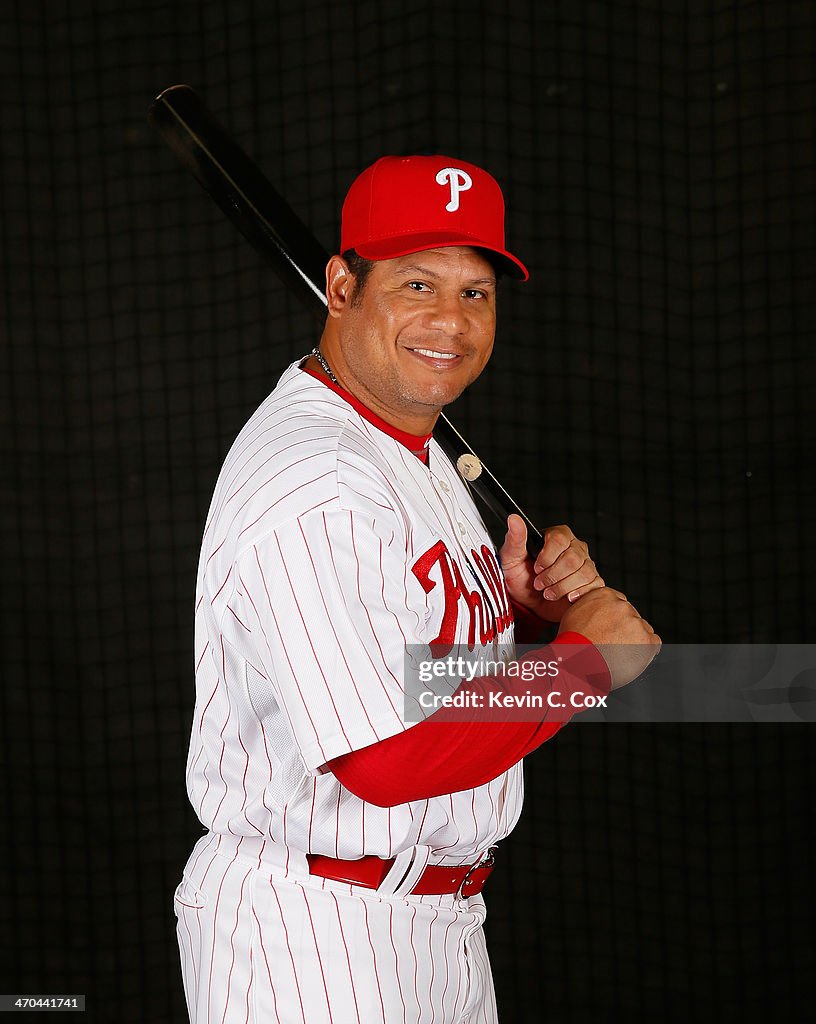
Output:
[187,361,523,865]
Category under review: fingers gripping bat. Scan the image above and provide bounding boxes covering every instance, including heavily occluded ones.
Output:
[147,84,543,557]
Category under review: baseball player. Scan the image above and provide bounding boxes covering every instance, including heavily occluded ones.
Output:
[174,154,659,1023]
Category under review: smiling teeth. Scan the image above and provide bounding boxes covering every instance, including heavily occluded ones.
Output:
[413,349,457,359]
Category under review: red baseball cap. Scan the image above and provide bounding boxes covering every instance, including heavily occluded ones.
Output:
[340,154,529,281]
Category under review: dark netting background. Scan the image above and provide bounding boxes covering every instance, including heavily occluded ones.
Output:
[2,1,814,1021]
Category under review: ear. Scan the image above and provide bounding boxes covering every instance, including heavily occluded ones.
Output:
[325,255,354,318]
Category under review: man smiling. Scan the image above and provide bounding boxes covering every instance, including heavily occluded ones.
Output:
[313,245,499,431]
[174,154,659,1023]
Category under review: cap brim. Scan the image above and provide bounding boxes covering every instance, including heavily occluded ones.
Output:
[353,232,529,281]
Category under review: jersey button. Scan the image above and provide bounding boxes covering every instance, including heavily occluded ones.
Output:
[458,522,467,536]
[439,480,450,493]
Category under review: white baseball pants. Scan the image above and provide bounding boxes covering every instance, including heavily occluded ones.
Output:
[174,833,500,1023]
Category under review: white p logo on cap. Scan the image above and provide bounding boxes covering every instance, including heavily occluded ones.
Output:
[435,167,473,212]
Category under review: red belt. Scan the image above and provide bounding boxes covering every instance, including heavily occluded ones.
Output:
[307,847,497,899]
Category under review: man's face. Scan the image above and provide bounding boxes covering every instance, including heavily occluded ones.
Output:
[329,246,497,433]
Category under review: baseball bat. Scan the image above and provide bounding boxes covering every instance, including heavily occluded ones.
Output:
[147,84,543,556]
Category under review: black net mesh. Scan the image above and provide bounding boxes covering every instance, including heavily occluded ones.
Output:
[2,1,814,1020]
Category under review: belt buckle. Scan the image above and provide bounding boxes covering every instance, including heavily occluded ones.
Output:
[456,846,497,900]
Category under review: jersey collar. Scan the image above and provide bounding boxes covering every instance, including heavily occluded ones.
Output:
[302,366,432,463]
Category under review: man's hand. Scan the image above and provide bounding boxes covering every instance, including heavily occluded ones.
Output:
[558,587,661,688]
[499,514,604,623]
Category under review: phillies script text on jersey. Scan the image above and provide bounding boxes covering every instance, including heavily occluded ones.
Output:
[412,540,513,647]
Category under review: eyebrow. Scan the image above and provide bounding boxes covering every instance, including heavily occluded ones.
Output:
[394,264,496,285]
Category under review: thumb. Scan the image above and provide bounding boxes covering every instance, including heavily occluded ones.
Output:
[500,514,529,568]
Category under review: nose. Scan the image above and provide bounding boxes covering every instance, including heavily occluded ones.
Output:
[424,290,469,336]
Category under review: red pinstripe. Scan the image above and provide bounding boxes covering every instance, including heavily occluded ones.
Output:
[206,560,231,599]
[226,604,249,631]
[360,897,387,1024]
[437,913,458,1020]
[434,795,461,857]
[337,450,409,527]
[236,473,336,542]
[205,843,241,1023]
[229,456,332,539]
[333,787,341,858]
[299,885,332,1018]
[220,865,253,1024]
[218,387,337,485]
[234,710,263,837]
[472,932,494,1022]
[376,525,412,650]
[348,514,403,708]
[249,545,324,762]
[487,779,502,844]
[341,481,395,513]
[244,946,252,1024]
[196,751,213,822]
[386,900,408,1024]
[216,410,300,478]
[253,548,328,764]
[191,833,219,878]
[273,531,352,748]
[320,510,403,723]
[187,744,204,790]
[295,516,379,735]
[197,677,220,733]
[415,801,430,841]
[451,915,467,1021]
[251,905,282,1024]
[257,722,277,839]
[407,903,421,1020]
[209,637,234,830]
[308,778,317,850]
[195,641,210,671]
[234,574,282,838]
[392,445,446,527]
[178,899,198,999]
[269,884,307,1023]
[425,906,440,1024]
[328,891,362,1024]
[222,396,332,456]
[235,569,266,653]
[223,430,337,505]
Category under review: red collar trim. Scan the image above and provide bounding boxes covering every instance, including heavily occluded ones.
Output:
[302,366,432,462]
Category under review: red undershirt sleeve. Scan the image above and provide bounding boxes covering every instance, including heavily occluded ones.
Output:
[327,632,610,807]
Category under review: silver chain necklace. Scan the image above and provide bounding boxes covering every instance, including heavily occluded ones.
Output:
[310,346,338,385]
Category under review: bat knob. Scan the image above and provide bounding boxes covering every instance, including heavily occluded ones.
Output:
[456,454,483,481]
